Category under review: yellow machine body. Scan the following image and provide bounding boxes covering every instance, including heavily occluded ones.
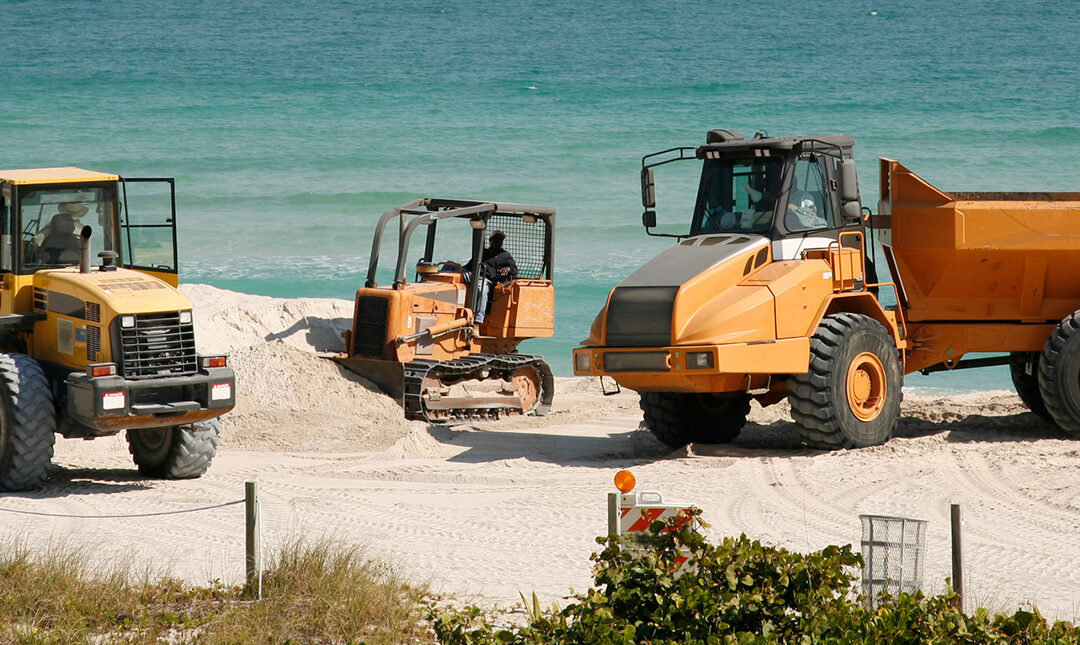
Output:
[575,130,1080,449]
[27,268,192,371]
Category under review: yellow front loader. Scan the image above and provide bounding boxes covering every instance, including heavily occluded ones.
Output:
[0,167,235,490]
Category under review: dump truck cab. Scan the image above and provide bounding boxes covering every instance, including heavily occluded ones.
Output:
[0,167,234,490]
[645,130,863,257]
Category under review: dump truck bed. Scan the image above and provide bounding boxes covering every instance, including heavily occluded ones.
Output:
[878,158,1080,324]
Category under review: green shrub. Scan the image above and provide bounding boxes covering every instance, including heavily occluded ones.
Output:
[431,510,1080,645]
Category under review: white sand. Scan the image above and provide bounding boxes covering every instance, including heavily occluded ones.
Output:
[3,284,1080,621]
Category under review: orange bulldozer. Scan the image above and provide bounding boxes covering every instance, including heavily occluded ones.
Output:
[334,198,556,423]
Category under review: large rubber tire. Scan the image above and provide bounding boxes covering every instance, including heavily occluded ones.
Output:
[0,354,56,491]
[639,391,750,448]
[788,313,902,449]
[1010,352,1051,422]
[1038,312,1080,437]
[126,418,221,479]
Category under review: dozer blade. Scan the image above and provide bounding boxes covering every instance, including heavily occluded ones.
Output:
[327,356,405,407]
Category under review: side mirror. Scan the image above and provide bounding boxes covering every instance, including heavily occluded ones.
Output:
[841,201,861,222]
[838,159,859,203]
[642,210,657,228]
[641,167,656,209]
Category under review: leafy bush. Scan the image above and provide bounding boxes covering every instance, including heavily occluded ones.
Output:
[431,510,1080,644]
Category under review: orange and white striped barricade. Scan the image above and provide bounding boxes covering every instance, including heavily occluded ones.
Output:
[607,487,697,571]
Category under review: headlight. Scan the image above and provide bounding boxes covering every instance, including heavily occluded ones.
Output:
[574,352,593,372]
[120,315,135,328]
[179,310,193,324]
[686,351,714,369]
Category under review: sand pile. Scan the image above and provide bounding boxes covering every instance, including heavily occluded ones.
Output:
[179,284,355,355]
[180,284,420,453]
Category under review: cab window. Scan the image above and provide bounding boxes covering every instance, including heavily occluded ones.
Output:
[119,179,177,273]
[784,157,834,232]
[19,185,117,272]
[691,157,783,236]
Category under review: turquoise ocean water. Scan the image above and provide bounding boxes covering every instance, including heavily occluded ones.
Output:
[2,0,1079,391]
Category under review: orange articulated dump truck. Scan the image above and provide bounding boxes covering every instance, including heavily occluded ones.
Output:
[573,129,1080,449]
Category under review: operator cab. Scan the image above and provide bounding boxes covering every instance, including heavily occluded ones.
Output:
[642,131,863,260]
[0,167,179,285]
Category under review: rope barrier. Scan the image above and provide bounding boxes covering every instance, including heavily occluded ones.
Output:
[3,481,263,600]
[0,499,244,519]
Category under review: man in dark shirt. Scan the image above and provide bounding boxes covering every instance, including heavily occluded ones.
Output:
[470,230,516,324]
[481,230,517,282]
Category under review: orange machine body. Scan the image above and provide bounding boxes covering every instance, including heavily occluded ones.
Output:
[575,230,902,395]
[346,270,554,364]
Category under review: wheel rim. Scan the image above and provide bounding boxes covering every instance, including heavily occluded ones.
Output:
[696,393,734,415]
[511,367,540,412]
[138,428,170,452]
[846,352,887,421]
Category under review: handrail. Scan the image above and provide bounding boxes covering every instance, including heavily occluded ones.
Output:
[365,198,425,287]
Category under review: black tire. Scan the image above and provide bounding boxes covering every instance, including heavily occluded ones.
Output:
[639,391,750,448]
[126,418,221,479]
[1038,312,1080,437]
[1009,352,1051,422]
[788,313,902,449]
[0,354,56,491]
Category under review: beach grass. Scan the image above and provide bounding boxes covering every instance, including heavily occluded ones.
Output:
[0,538,431,644]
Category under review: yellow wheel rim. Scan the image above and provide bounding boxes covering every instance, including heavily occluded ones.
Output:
[846,352,887,421]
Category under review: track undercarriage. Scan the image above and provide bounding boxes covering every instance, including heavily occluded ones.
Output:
[332,352,555,424]
[403,353,554,423]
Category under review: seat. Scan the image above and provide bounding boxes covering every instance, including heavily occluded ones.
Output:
[38,213,81,265]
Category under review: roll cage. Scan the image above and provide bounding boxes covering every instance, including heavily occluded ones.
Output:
[364,198,556,315]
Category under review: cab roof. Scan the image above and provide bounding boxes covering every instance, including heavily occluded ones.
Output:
[0,166,119,185]
[697,130,854,157]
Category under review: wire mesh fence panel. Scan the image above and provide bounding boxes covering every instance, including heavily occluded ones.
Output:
[860,514,928,608]
[485,214,548,279]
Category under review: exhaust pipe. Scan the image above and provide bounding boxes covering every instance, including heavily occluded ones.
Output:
[79,225,92,273]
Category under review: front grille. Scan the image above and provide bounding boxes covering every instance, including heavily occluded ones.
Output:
[604,286,678,347]
[352,296,389,358]
[119,312,197,379]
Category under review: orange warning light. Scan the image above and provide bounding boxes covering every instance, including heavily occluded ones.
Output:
[614,469,636,493]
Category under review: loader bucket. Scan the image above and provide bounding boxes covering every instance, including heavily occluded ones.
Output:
[328,356,405,407]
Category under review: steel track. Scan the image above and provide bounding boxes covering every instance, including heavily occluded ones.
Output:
[402,353,554,423]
